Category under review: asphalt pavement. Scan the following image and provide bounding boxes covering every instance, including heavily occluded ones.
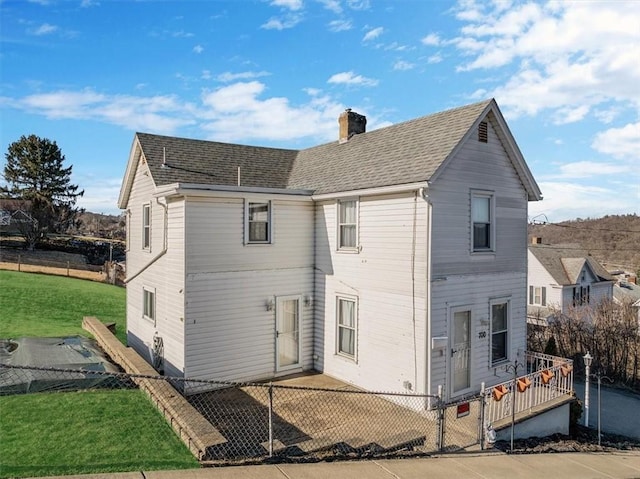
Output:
[574,381,640,440]
[40,451,640,479]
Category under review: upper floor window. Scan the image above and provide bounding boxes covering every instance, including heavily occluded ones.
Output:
[471,192,493,252]
[246,201,271,244]
[529,286,547,306]
[338,199,358,250]
[573,286,590,306]
[142,203,151,250]
[491,300,509,365]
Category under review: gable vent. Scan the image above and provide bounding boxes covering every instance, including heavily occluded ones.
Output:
[478,121,488,143]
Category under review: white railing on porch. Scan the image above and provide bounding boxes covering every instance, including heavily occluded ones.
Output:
[484,351,574,425]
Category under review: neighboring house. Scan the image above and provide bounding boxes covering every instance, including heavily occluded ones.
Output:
[527,240,614,324]
[0,199,34,234]
[118,99,542,403]
[613,278,640,323]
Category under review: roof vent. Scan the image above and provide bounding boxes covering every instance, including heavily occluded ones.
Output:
[478,121,488,143]
[339,108,367,144]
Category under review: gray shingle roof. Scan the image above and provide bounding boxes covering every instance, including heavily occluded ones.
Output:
[529,244,613,285]
[137,133,299,190]
[132,99,494,195]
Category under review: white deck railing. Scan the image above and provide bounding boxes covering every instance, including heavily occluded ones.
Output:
[484,351,574,425]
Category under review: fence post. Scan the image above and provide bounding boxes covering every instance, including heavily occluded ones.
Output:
[437,384,445,451]
[479,382,486,450]
[268,382,274,457]
[18,254,21,272]
[66,261,70,276]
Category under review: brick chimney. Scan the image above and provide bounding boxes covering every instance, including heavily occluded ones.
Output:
[339,109,366,143]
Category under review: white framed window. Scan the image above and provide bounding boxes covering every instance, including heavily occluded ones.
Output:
[143,287,156,323]
[142,203,151,250]
[245,200,272,244]
[573,286,590,306]
[337,199,358,250]
[490,299,509,365]
[336,295,357,359]
[471,191,494,252]
[529,286,547,306]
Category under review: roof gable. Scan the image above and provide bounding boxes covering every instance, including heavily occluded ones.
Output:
[118,99,542,207]
[529,244,613,286]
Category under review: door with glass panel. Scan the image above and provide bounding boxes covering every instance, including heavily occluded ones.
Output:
[450,309,472,396]
[276,296,302,371]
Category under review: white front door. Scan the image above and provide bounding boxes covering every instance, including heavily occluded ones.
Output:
[276,296,302,371]
[450,309,472,396]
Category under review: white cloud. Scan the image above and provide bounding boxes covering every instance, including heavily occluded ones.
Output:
[30,23,58,35]
[193,44,204,54]
[592,122,640,160]
[450,1,640,121]
[171,30,194,38]
[319,0,342,14]
[80,0,99,7]
[271,0,303,10]
[427,53,443,64]
[261,13,303,30]
[421,33,441,46]
[362,26,383,42]
[216,71,271,83]
[200,81,345,142]
[76,177,122,215]
[393,61,414,71]
[327,71,378,87]
[543,161,630,180]
[201,70,212,80]
[529,182,636,222]
[346,0,370,10]
[328,19,352,32]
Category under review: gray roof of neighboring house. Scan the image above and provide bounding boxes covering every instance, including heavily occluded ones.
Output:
[529,244,614,286]
[119,98,542,207]
[613,281,640,304]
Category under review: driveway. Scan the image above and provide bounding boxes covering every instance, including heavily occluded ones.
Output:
[574,381,640,439]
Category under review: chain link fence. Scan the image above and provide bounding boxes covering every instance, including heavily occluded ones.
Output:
[0,363,487,465]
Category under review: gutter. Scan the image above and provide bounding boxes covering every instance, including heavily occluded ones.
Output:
[124,198,169,284]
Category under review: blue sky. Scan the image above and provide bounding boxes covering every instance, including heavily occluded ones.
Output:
[1,0,638,221]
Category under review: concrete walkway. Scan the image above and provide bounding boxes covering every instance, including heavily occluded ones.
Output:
[41,451,640,479]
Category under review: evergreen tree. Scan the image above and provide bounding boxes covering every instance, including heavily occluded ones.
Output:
[1,135,84,249]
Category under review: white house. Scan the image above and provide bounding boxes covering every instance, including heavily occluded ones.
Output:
[118,99,542,403]
[527,240,614,324]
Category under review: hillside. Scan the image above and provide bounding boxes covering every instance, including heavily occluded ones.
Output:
[528,214,640,274]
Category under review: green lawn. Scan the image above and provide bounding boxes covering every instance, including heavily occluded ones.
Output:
[0,270,200,477]
[0,270,127,344]
[0,390,199,477]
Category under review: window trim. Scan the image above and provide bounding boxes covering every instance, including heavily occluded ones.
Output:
[471,190,495,253]
[142,203,151,251]
[529,286,547,306]
[143,286,156,324]
[490,298,510,366]
[244,200,272,245]
[337,198,359,252]
[336,294,358,361]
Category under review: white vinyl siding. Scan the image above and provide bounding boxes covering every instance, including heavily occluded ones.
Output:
[337,199,358,250]
[336,296,357,359]
[245,200,271,244]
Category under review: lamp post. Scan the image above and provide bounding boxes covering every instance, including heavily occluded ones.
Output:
[583,351,592,427]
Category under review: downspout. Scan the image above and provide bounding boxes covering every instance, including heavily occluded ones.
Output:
[420,187,434,407]
[124,198,169,284]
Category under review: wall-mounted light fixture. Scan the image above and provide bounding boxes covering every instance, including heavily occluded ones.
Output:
[266,299,275,311]
[304,295,313,307]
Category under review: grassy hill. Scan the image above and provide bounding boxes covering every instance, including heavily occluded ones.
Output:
[528,214,640,274]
